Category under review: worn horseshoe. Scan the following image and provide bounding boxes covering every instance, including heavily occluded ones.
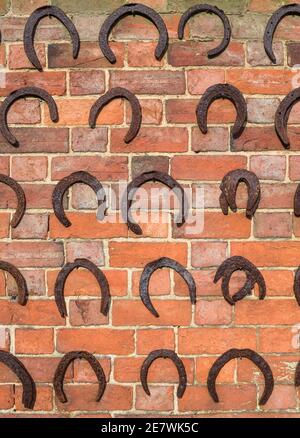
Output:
[99,3,168,63]
[214,256,266,306]
[140,257,196,317]
[294,358,300,387]
[293,267,300,306]
[54,258,110,318]
[24,5,80,71]
[89,87,142,143]
[207,348,274,405]
[178,4,231,58]
[294,183,300,217]
[52,171,106,227]
[54,351,106,403]
[0,174,26,228]
[0,261,28,306]
[264,4,300,64]
[0,350,36,409]
[275,87,300,149]
[121,171,188,235]
[140,349,187,398]
[196,83,247,139]
[219,169,261,219]
[0,87,58,147]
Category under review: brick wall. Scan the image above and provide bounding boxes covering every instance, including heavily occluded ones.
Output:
[0,0,300,417]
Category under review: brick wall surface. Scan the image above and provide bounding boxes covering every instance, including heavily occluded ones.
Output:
[0,0,300,417]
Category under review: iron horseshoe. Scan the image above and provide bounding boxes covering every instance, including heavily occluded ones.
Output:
[294,183,300,217]
[275,87,300,149]
[0,174,26,228]
[0,261,28,306]
[293,266,300,306]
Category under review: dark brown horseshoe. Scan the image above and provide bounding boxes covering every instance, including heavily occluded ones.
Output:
[0,87,58,147]
[0,350,36,409]
[294,184,300,217]
[294,358,300,387]
[0,174,26,228]
[52,171,106,228]
[121,171,188,235]
[178,4,231,58]
[293,267,300,306]
[89,87,142,144]
[214,256,266,306]
[219,169,261,219]
[207,348,274,405]
[0,261,28,306]
[54,258,110,318]
[99,3,168,63]
[264,4,300,64]
[140,349,187,398]
[275,88,300,149]
[196,83,247,139]
[24,5,80,71]
[54,351,106,403]
[139,257,196,317]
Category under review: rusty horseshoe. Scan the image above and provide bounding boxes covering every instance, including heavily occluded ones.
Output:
[140,349,187,398]
[121,171,188,235]
[196,83,247,139]
[0,87,58,147]
[214,256,266,306]
[0,261,28,306]
[294,358,300,387]
[0,350,36,409]
[52,171,106,227]
[54,258,110,318]
[207,348,274,405]
[293,266,300,306]
[264,4,300,64]
[178,4,231,58]
[219,169,261,219]
[294,183,300,217]
[140,257,196,317]
[24,5,80,71]
[89,87,142,143]
[0,174,26,228]
[99,3,168,63]
[54,351,106,403]
[275,87,300,149]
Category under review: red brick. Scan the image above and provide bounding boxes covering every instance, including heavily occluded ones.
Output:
[187,70,225,94]
[0,301,65,325]
[128,42,164,67]
[263,385,296,410]
[71,127,108,152]
[260,270,293,296]
[192,127,229,152]
[259,328,297,353]
[0,72,66,96]
[247,41,284,66]
[132,269,171,297]
[6,269,45,297]
[166,99,236,124]
[11,0,47,14]
[248,0,282,12]
[235,300,300,325]
[65,241,104,265]
[196,356,235,384]
[233,127,300,151]
[8,43,46,69]
[250,155,286,181]
[137,329,175,354]
[195,300,232,325]
[11,156,47,182]
[15,329,54,354]
[0,214,10,238]
[0,328,10,351]
[126,99,163,125]
[6,99,41,124]
[73,357,110,383]
[254,212,292,238]
[12,214,49,239]
[0,386,14,410]
[15,385,52,411]
[136,386,174,411]
[260,183,296,209]
[0,242,63,267]
[69,300,109,326]
[70,71,105,95]
[191,242,228,268]
[132,156,169,179]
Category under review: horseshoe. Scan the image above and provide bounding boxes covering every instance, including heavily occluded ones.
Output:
[264,4,300,64]
[24,5,80,71]
[294,184,300,217]
[178,4,231,58]
[140,349,187,398]
[139,257,196,317]
[54,351,106,403]
[99,3,168,64]
[0,261,28,306]
[196,83,247,139]
[0,350,36,409]
[275,87,300,149]
[121,171,188,235]
[52,171,106,228]
[219,169,261,219]
[293,267,300,306]
[214,256,266,306]
[54,258,110,318]
[89,87,142,144]
[0,87,58,147]
[0,174,26,228]
[207,348,274,405]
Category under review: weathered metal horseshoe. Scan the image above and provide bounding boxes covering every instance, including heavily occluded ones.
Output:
[264,4,300,64]
[207,348,274,405]
[99,3,168,63]
[294,184,300,217]
[52,171,106,227]
[214,256,266,306]
[0,174,26,228]
[121,171,188,235]
[0,350,36,409]
[294,358,300,387]
[89,87,142,144]
[196,83,247,139]
[293,267,300,306]
[178,4,231,58]
[54,351,106,403]
[0,87,58,147]
[54,258,110,318]
[0,261,28,306]
[275,88,300,149]
[140,257,196,317]
[24,5,80,71]
[140,349,187,398]
[219,169,261,219]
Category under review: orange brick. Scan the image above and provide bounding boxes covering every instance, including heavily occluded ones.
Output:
[15,329,54,354]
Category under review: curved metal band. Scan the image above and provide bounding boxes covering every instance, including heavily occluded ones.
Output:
[178,4,231,58]
[140,349,187,398]
[99,3,168,63]
[196,83,247,139]
[89,87,142,143]
[0,261,28,306]
[275,88,300,149]
[52,171,106,227]
[294,184,300,217]
[24,5,80,71]
[54,351,106,403]
[293,266,300,307]
[0,86,58,147]
[0,174,26,228]
[121,171,188,235]
[139,257,196,317]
